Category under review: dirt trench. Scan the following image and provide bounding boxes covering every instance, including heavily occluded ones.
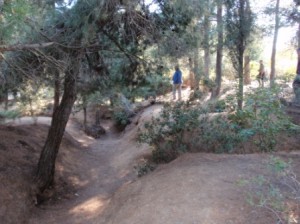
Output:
[25,104,162,224]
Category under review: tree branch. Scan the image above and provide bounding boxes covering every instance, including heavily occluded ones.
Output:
[0,42,55,52]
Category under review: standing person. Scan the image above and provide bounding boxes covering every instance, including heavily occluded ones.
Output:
[257,60,265,87]
[172,65,183,100]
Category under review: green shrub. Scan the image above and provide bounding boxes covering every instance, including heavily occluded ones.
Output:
[224,94,238,112]
[243,86,293,152]
[138,101,250,161]
[17,82,51,118]
[0,109,20,121]
[197,115,253,153]
[138,101,201,163]
[134,159,156,177]
[228,109,254,128]
[139,85,296,161]
[139,101,253,163]
[113,110,130,129]
[202,77,216,91]
[203,86,295,153]
[227,86,294,152]
[277,66,296,83]
[188,90,203,101]
[208,99,226,112]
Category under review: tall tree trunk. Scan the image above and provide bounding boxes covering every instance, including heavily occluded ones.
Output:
[204,12,211,78]
[53,71,60,114]
[35,67,78,192]
[82,95,87,130]
[238,53,244,110]
[244,55,251,85]
[298,23,300,48]
[212,0,223,98]
[270,0,280,87]
[83,107,87,130]
[95,109,100,126]
[193,49,201,91]
[188,57,195,89]
[4,86,8,110]
[237,0,245,110]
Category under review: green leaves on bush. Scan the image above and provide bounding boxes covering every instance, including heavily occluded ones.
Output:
[0,110,20,121]
[242,87,292,151]
[134,159,156,177]
[199,115,252,153]
[139,101,200,163]
[113,110,131,128]
[226,86,295,152]
[139,86,296,163]
[207,99,227,112]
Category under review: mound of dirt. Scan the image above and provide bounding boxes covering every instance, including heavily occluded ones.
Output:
[0,124,80,224]
[99,153,300,224]
[0,125,47,224]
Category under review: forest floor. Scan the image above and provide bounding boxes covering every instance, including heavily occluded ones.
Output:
[1,84,300,224]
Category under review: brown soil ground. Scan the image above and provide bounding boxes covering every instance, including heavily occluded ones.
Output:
[0,87,300,224]
[99,153,300,224]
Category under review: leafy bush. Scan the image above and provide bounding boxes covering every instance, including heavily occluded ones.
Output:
[138,101,250,162]
[202,86,295,153]
[207,99,226,112]
[202,77,216,91]
[0,109,20,122]
[226,86,295,152]
[138,101,201,163]
[113,110,131,130]
[17,82,50,118]
[129,75,172,101]
[146,75,172,96]
[139,85,296,163]
[198,115,253,153]
[228,109,254,128]
[134,159,156,177]
[242,86,292,151]
[139,99,254,162]
[224,94,238,112]
[277,66,296,83]
[188,90,203,101]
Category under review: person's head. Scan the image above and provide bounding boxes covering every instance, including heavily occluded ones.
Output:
[175,65,179,71]
[259,60,263,64]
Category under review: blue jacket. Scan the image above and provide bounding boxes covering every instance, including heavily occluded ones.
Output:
[172,70,182,84]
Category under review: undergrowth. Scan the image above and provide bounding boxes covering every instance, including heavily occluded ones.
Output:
[238,156,300,224]
[138,101,201,163]
[138,86,298,163]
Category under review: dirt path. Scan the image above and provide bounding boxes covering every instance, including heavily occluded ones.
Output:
[7,85,299,224]
[21,104,163,224]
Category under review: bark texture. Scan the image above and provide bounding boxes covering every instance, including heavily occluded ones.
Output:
[212,0,223,98]
[270,0,280,87]
[244,55,251,85]
[35,65,78,192]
